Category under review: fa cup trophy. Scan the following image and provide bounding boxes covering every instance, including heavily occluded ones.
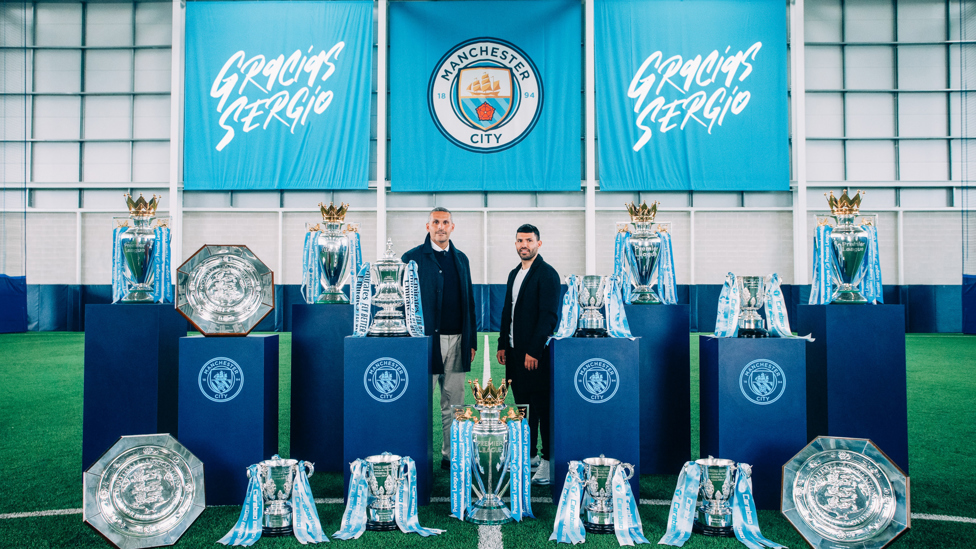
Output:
[368,240,409,336]
[119,193,160,303]
[625,201,663,304]
[312,202,353,304]
[825,190,869,304]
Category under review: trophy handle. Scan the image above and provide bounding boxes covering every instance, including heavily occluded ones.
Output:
[568,464,583,485]
[304,461,315,478]
[619,463,635,481]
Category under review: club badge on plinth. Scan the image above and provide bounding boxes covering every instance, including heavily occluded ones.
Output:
[112,194,173,304]
[302,202,361,304]
[810,190,884,305]
[550,456,647,545]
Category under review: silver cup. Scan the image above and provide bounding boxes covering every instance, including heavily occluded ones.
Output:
[827,214,870,304]
[693,457,739,537]
[625,201,663,304]
[255,455,314,537]
[574,275,609,338]
[363,453,405,531]
[573,455,635,533]
[312,202,352,304]
[367,239,409,336]
[736,275,768,338]
[119,194,159,303]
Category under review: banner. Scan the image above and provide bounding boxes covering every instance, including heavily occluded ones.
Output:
[595,0,788,191]
[390,0,581,191]
[184,1,372,190]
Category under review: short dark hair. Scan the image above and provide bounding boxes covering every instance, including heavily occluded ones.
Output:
[428,206,452,222]
[516,224,540,240]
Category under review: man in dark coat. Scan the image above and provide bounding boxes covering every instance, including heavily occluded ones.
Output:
[402,207,478,470]
[496,223,561,484]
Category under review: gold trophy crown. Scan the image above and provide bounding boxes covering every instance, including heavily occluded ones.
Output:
[470,378,510,407]
[318,202,349,223]
[124,193,159,216]
[625,200,659,223]
[826,189,863,215]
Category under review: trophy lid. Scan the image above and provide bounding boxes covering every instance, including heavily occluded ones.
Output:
[470,378,509,407]
[374,238,403,267]
[826,189,863,215]
[125,193,159,217]
[319,202,349,223]
[625,200,659,223]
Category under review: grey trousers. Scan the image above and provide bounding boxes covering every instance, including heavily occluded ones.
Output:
[433,333,466,459]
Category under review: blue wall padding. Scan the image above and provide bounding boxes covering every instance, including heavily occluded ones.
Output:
[964,275,976,335]
[0,275,28,333]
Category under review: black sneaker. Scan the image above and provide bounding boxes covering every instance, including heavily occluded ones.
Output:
[441,458,450,470]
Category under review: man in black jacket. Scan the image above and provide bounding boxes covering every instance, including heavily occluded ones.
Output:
[496,223,561,485]
[402,207,478,470]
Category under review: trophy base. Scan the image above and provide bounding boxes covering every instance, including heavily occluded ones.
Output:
[262,526,294,537]
[574,327,608,338]
[366,520,399,532]
[583,520,616,534]
[692,520,735,537]
[737,328,769,338]
[831,291,868,304]
[367,331,410,337]
[315,292,350,304]
[466,505,514,525]
[630,293,661,305]
[120,291,155,303]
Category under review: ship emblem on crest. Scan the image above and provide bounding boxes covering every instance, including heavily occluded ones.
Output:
[198,357,244,403]
[364,357,409,403]
[739,359,786,405]
[574,358,619,404]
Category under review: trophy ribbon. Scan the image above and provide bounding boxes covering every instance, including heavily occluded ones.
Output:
[292,460,329,544]
[111,226,127,303]
[605,276,635,339]
[658,461,701,547]
[611,466,649,546]
[450,418,474,521]
[152,226,173,303]
[808,224,833,305]
[394,457,445,536]
[347,230,363,307]
[862,224,884,304]
[549,461,586,544]
[352,263,372,337]
[333,459,370,539]
[403,260,426,337]
[508,418,534,521]
[657,231,678,305]
[613,231,635,305]
[217,464,265,546]
[551,275,581,340]
[713,273,741,337]
[301,229,322,304]
[731,464,784,549]
[763,273,814,340]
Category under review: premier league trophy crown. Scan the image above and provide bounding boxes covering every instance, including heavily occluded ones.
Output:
[119,193,160,303]
[625,201,663,304]
[312,202,352,304]
[572,455,635,533]
[825,189,870,304]
[367,239,410,336]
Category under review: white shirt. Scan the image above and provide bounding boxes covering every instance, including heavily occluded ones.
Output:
[509,266,529,347]
[430,239,450,252]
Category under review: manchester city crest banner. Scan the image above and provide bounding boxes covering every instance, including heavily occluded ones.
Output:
[184,1,372,190]
[390,0,581,192]
[595,0,789,191]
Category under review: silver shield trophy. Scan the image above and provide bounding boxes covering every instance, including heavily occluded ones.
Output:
[572,455,634,533]
[362,453,405,530]
[311,202,353,304]
[825,190,870,304]
[693,457,740,537]
[118,194,160,303]
[574,275,610,338]
[255,455,314,537]
[624,201,663,304]
[367,239,410,336]
[736,275,768,338]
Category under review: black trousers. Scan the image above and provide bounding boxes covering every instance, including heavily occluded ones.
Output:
[506,349,551,461]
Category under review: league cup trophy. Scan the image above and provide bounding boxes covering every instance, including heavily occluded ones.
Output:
[367,239,410,336]
[625,201,663,304]
[574,275,609,338]
[572,455,635,533]
[255,455,315,537]
[312,202,352,304]
[693,457,740,537]
[736,275,768,338]
[826,190,869,304]
[119,194,160,303]
[363,453,406,530]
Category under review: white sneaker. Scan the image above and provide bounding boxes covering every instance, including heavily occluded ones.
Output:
[530,455,541,470]
[531,459,551,485]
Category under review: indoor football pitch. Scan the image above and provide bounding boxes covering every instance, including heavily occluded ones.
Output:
[0,332,973,548]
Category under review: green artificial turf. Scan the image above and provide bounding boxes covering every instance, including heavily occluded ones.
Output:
[0,331,974,548]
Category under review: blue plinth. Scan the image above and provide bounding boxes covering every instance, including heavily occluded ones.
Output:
[82,304,186,470]
[797,305,908,473]
[625,304,691,474]
[178,335,279,505]
[291,304,353,472]
[549,338,640,500]
[699,336,807,510]
[344,336,433,505]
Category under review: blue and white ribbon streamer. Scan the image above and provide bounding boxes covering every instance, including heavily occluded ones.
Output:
[111,226,127,303]
[301,230,323,305]
[551,274,580,340]
[658,461,701,547]
[862,223,883,304]
[111,225,172,303]
[549,461,586,544]
[611,467,648,546]
[352,263,372,337]
[605,276,634,339]
[333,459,370,540]
[217,464,265,546]
[714,273,741,337]
[613,231,635,305]
[395,457,444,536]
[764,274,793,339]
[292,461,329,544]
[809,224,833,305]
[404,260,426,337]
[508,417,534,521]
[657,231,677,305]
[348,230,363,307]
[731,464,784,549]
[450,418,474,521]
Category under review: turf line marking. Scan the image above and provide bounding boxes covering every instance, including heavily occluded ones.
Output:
[0,509,82,519]
[912,513,976,524]
[314,498,344,505]
[478,525,503,549]
[639,499,671,506]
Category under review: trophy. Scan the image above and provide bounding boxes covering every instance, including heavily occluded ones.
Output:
[119,194,160,303]
[253,455,314,537]
[825,190,870,304]
[311,202,353,304]
[572,455,634,533]
[625,201,663,304]
[693,457,740,537]
[367,239,409,336]
[736,275,768,338]
[574,275,609,338]
[363,453,406,530]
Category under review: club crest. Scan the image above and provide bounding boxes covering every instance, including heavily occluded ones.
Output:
[428,38,543,153]
[739,359,786,405]
[198,357,244,403]
[364,357,409,403]
[574,358,619,404]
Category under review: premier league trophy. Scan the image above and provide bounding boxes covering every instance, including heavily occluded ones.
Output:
[255,455,315,537]
[572,455,635,533]
[119,194,160,303]
[625,201,663,304]
[575,275,609,338]
[736,275,768,338]
[312,202,353,304]
[826,190,869,304]
[693,457,740,537]
[367,240,409,336]
[363,453,405,530]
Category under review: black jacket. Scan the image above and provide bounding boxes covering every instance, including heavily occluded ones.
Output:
[497,255,561,362]
[401,235,477,375]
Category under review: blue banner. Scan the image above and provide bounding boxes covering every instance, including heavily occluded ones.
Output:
[184,1,372,190]
[390,1,581,191]
[595,0,788,191]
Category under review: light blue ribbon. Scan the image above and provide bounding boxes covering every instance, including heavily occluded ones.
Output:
[551,275,580,340]
[450,418,474,521]
[731,464,784,549]
[508,417,534,521]
[549,461,586,544]
[352,263,372,337]
[714,273,740,337]
[404,260,426,337]
[395,457,445,536]
[111,225,171,303]
[292,461,329,544]
[658,461,701,547]
[333,459,370,540]
[862,224,883,304]
[764,274,793,338]
[657,231,677,305]
[611,467,649,546]
[613,231,635,305]
[605,276,634,339]
[217,464,265,546]
[111,226,126,303]
[301,230,323,305]
[348,231,363,307]
[809,224,833,305]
